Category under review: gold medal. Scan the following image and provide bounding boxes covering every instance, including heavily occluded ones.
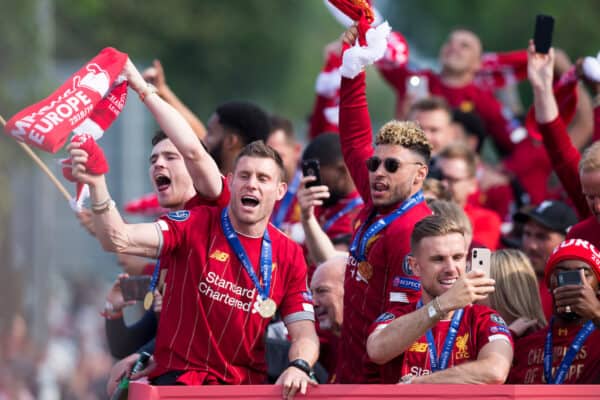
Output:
[257,297,277,318]
[358,261,373,280]
[143,291,154,311]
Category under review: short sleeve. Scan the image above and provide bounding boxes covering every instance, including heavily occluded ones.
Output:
[157,208,209,258]
[367,303,414,335]
[279,242,315,325]
[474,308,514,351]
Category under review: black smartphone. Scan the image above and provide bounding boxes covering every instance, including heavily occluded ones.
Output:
[302,159,321,188]
[557,270,583,287]
[533,14,554,54]
[120,276,152,301]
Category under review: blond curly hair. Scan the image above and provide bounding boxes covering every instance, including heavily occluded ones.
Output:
[375,120,432,162]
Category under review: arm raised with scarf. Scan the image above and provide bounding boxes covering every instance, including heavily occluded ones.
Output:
[123,59,222,200]
[68,142,162,257]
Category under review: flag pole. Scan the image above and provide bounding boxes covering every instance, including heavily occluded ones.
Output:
[0,115,72,202]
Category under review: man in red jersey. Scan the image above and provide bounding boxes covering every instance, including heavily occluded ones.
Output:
[508,239,600,384]
[70,118,318,397]
[335,27,433,383]
[379,29,526,155]
[367,215,513,384]
[437,143,502,250]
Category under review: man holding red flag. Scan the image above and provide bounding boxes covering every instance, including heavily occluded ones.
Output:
[335,19,432,383]
[70,59,318,399]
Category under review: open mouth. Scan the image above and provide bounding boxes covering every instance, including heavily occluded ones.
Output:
[372,181,389,193]
[155,175,171,192]
[241,195,260,208]
[439,278,457,287]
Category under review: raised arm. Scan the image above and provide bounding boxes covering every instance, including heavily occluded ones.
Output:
[339,27,375,201]
[297,176,345,264]
[69,143,162,258]
[528,41,589,218]
[411,339,513,384]
[143,59,208,140]
[124,59,222,200]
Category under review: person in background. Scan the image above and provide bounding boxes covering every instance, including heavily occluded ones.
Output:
[485,249,547,339]
[516,200,578,320]
[437,143,502,249]
[508,239,600,384]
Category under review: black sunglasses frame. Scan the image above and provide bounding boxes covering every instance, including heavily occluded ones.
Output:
[366,156,423,173]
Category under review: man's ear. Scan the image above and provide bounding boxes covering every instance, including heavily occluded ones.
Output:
[413,164,428,187]
[276,181,288,201]
[408,254,422,277]
[224,133,241,151]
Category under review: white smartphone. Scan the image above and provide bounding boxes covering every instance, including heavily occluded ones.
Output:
[471,248,491,278]
[406,75,429,101]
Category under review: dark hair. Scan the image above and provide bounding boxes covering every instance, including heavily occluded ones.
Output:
[410,96,452,116]
[151,129,208,151]
[233,140,285,179]
[452,109,486,153]
[302,133,343,166]
[151,130,168,146]
[215,101,270,146]
[269,114,295,140]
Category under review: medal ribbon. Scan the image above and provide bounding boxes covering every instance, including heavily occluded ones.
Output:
[417,299,464,372]
[322,196,363,232]
[221,208,272,300]
[272,169,302,228]
[147,259,161,293]
[350,190,424,261]
[544,317,595,384]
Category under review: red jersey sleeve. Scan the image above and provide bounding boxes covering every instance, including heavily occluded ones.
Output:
[339,72,375,202]
[277,237,315,324]
[367,303,414,336]
[538,117,588,218]
[189,176,230,208]
[473,308,514,351]
[308,94,339,139]
[157,208,209,259]
[473,89,516,155]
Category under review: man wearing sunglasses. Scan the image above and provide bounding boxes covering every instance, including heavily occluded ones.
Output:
[334,26,433,384]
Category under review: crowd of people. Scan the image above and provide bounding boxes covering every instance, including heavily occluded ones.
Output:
[5,4,600,398]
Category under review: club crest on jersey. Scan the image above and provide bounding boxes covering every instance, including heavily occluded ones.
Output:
[402,254,414,276]
[167,210,190,222]
[490,314,507,326]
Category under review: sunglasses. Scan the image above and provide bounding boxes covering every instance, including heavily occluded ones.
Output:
[366,156,423,173]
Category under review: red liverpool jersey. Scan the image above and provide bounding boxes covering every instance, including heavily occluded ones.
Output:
[336,72,432,383]
[508,320,600,384]
[370,304,514,382]
[151,205,314,384]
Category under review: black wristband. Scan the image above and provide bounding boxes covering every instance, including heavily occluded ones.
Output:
[288,358,312,376]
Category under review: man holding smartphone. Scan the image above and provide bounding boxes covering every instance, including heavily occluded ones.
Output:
[509,238,600,384]
[366,215,513,384]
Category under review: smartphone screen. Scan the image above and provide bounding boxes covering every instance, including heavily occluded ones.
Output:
[302,159,321,188]
[534,14,554,54]
[120,276,152,301]
[557,270,583,287]
[471,248,491,278]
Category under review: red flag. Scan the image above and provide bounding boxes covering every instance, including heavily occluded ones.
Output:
[327,0,374,47]
[4,47,128,153]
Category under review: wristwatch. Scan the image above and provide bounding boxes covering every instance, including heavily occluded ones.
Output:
[288,358,313,378]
